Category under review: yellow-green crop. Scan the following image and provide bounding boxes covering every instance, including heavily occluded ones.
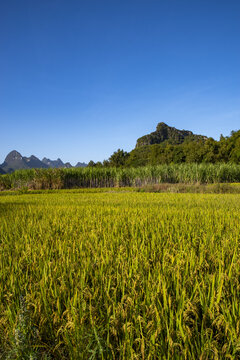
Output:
[0,190,240,359]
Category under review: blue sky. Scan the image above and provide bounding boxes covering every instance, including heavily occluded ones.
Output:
[0,0,240,164]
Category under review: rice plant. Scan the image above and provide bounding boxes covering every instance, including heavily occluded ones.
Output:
[1,190,240,358]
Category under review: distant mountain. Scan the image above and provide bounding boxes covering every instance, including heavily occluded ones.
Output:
[42,157,72,168]
[136,122,207,148]
[25,155,49,169]
[75,162,87,168]
[0,151,86,173]
[1,150,28,173]
[65,162,73,168]
[0,150,48,173]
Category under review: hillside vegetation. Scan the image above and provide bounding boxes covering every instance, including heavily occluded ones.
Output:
[83,124,240,168]
[125,125,240,167]
[135,122,207,147]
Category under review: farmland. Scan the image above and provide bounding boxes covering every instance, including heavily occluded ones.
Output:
[1,190,240,359]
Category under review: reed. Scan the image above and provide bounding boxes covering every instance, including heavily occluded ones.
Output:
[1,163,240,191]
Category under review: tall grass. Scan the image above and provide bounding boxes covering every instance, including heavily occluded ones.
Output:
[1,191,240,358]
[1,163,240,190]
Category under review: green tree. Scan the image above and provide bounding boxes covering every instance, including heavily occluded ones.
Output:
[102,160,110,167]
[88,160,96,167]
[109,149,129,167]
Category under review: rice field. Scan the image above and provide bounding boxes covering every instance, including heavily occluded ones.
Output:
[1,190,240,359]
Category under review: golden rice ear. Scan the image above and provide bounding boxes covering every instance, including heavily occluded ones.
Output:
[1,187,239,358]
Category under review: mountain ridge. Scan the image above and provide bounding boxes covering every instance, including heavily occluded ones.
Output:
[0,151,87,174]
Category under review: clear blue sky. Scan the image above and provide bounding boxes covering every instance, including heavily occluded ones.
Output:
[1,0,240,165]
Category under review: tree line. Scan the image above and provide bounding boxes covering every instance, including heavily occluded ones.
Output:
[87,130,240,167]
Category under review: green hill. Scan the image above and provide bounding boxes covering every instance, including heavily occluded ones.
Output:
[125,127,240,167]
[136,122,207,148]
